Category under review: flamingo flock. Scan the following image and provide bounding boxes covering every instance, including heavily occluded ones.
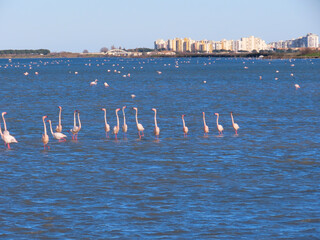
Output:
[0,108,240,150]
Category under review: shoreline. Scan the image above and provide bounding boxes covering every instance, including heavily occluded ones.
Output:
[0,52,319,59]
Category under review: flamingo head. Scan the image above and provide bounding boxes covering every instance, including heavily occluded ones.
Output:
[182,114,186,118]
[123,106,127,109]
[132,107,137,111]
[101,108,106,111]
[42,115,48,120]
[116,108,121,112]
[215,113,219,116]
[46,119,51,123]
[58,106,62,109]
[152,108,156,112]
[2,112,7,116]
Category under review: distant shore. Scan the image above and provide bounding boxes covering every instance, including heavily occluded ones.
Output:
[0,51,319,59]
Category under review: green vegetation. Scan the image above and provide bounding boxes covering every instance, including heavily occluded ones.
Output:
[0,49,50,55]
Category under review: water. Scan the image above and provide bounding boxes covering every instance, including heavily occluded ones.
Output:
[0,57,319,238]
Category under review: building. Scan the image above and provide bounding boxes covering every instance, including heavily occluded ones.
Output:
[269,33,319,49]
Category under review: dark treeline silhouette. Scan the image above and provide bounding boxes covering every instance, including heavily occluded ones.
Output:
[0,49,50,55]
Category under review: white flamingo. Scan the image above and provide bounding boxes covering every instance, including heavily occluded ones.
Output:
[215,113,224,135]
[231,112,240,135]
[202,112,209,136]
[295,84,300,90]
[90,79,98,86]
[182,114,188,137]
[69,110,81,140]
[113,108,121,139]
[122,106,128,137]
[152,108,160,139]
[42,116,49,150]
[2,112,18,149]
[56,106,62,133]
[132,107,144,139]
[48,120,67,142]
[101,108,110,138]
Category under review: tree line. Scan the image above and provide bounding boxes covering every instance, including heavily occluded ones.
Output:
[0,49,50,55]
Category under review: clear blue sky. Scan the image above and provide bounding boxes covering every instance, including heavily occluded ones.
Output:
[0,0,319,52]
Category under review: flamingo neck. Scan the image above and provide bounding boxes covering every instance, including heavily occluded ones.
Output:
[203,113,207,127]
[122,109,126,125]
[182,117,186,128]
[104,110,107,125]
[116,111,119,128]
[231,113,235,126]
[135,109,139,126]
[48,121,54,135]
[2,114,7,131]
[77,113,81,130]
[154,111,158,128]
[43,118,47,135]
[216,115,219,127]
[59,108,62,125]
[73,112,76,127]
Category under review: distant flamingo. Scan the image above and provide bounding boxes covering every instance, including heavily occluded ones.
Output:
[90,79,98,86]
[2,112,18,149]
[42,116,49,150]
[202,112,209,136]
[101,108,110,138]
[231,112,240,135]
[132,107,144,139]
[215,113,224,135]
[48,120,67,142]
[56,106,62,132]
[295,84,300,90]
[122,106,128,138]
[113,108,121,140]
[104,82,109,87]
[152,108,160,139]
[182,114,188,137]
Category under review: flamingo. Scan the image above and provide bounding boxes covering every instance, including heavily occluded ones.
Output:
[215,113,224,135]
[69,110,81,140]
[2,112,18,149]
[202,112,209,136]
[132,107,144,139]
[90,79,98,86]
[152,108,160,139]
[182,114,188,137]
[101,108,110,138]
[295,84,300,90]
[48,120,67,142]
[231,112,240,135]
[56,106,62,133]
[42,116,49,150]
[113,108,121,140]
[104,82,109,87]
[122,106,128,138]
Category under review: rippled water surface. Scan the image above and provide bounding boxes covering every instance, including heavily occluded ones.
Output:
[1,57,320,239]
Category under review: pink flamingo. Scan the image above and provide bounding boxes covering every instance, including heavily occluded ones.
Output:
[152,108,160,139]
[42,116,49,150]
[132,107,144,139]
[231,112,240,135]
[101,108,110,138]
[202,112,209,136]
[182,114,188,137]
[215,113,224,135]
[2,112,18,149]
[113,108,120,140]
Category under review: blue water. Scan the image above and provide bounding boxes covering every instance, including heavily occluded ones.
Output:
[0,57,320,239]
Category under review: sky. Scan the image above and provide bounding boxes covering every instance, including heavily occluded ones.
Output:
[0,0,319,52]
